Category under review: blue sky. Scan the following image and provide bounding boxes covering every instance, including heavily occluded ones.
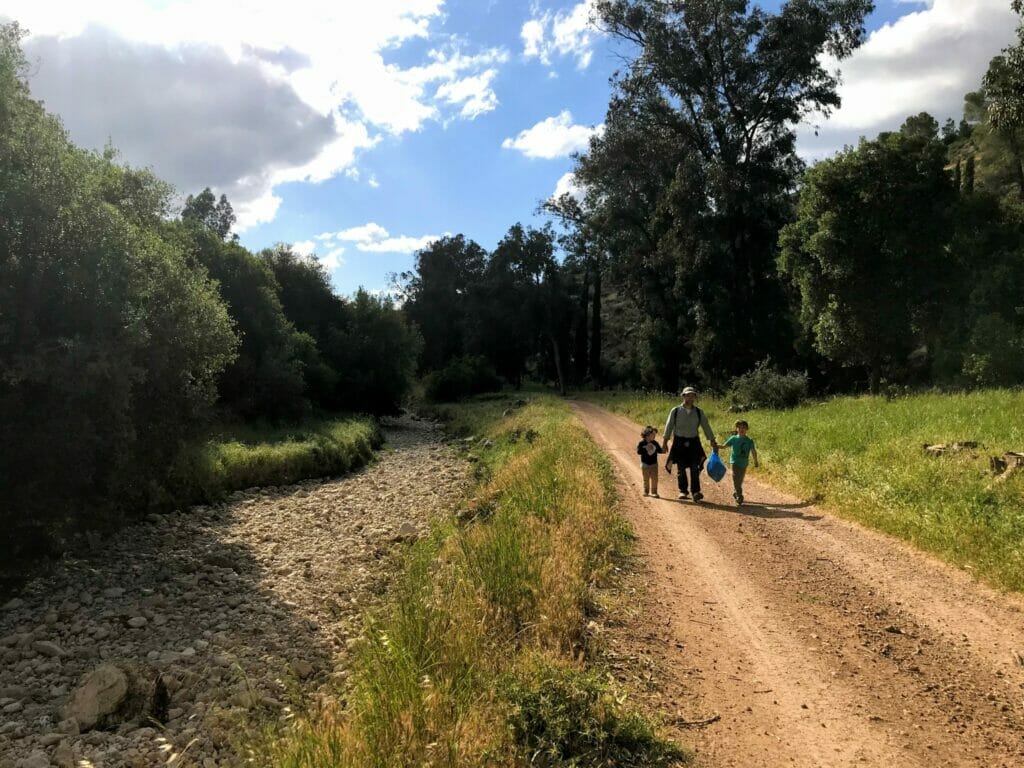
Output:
[3,0,1019,295]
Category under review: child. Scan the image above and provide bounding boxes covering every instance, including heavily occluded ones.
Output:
[722,420,759,505]
[637,426,664,497]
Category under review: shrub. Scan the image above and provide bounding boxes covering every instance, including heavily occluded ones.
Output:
[728,360,809,409]
[423,355,502,402]
[506,658,687,768]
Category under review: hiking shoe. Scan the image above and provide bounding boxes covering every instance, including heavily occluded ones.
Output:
[678,492,689,500]
[692,492,704,502]
[652,492,660,498]
[643,491,649,496]
[736,496,744,506]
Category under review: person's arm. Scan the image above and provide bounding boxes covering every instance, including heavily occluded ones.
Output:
[701,411,718,449]
[637,442,644,456]
[751,441,759,468]
[663,408,675,443]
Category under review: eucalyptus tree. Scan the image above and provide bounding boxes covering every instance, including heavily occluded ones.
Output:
[577,0,874,388]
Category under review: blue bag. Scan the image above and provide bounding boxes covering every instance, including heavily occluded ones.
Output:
[706,452,727,483]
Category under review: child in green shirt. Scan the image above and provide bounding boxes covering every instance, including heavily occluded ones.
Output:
[722,420,758,505]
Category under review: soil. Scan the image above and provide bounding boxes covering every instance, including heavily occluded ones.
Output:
[574,401,1024,768]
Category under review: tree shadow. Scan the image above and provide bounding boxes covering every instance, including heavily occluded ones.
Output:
[0,421,452,763]
[663,496,823,521]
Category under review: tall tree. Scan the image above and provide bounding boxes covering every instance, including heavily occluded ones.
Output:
[182,187,238,240]
[778,119,957,390]
[576,0,874,387]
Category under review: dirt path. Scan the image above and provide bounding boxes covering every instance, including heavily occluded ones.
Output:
[574,402,1024,767]
[0,416,471,768]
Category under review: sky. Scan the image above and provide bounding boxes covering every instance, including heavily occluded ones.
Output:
[1,0,1019,295]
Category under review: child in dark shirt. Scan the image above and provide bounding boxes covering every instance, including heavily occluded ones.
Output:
[637,426,664,497]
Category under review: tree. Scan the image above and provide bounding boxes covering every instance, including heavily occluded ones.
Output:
[575,0,874,387]
[778,119,957,390]
[400,235,486,373]
[0,22,236,554]
[182,187,237,240]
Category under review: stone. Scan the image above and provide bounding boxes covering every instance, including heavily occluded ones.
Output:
[57,717,79,735]
[53,741,75,768]
[62,664,129,730]
[396,521,419,541]
[3,701,23,713]
[32,640,66,658]
[291,660,314,680]
[14,751,49,768]
[102,588,125,599]
[127,617,148,628]
[2,597,24,611]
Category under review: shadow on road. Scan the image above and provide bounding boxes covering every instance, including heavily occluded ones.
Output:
[663,497,823,521]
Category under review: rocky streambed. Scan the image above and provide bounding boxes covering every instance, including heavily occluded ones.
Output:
[0,416,472,768]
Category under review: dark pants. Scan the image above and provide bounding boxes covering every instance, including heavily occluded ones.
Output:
[669,438,705,495]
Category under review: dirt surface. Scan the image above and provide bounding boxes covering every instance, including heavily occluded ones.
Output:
[0,416,471,768]
[574,401,1024,768]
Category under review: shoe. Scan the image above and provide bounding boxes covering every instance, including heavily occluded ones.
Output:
[652,492,659,498]
[678,492,689,500]
[736,496,744,506]
[692,492,704,502]
[643,491,649,496]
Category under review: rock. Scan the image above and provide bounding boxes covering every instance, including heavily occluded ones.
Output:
[32,641,66,658]
[62,664,129,730]
[102,588,124,599]
[53,741,75,768]
[126,617,148,628]
[291,660,314,680]
[15,751,50,768]
[3,701,23,713]
[396,521,419,541]
[57,717,79,735]
[2,597,24,611]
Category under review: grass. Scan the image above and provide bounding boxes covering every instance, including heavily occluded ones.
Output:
[256,395,688,767]
[587,389,1024,592]
[168,416,382,506]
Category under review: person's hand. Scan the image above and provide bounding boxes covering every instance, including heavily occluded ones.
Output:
[664,462,672,474]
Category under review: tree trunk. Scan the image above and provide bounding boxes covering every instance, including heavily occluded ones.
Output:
[575,261,590,383]
[589,258,602,384]
[550,334,566,396]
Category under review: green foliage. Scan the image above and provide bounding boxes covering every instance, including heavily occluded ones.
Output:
[729,360,809,409]
[422,356,502,402]
[168,417,381,506]
[506,659,687,768]
[182,186,237,240]
[261,398,683,766]
[590,389,1024,592]
[568,0,874,389]
[0,24,237,557]
[779,119,957,389]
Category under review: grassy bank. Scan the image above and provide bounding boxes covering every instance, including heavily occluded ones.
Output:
[169,417,382,506]
[588,389,1024,592]
[259,396,687,767]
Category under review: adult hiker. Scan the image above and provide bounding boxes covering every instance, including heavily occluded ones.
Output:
[663,386,719,501]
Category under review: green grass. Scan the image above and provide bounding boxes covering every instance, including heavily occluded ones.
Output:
[257,395,687,767]
[587,389,1024,591]
[168,416,382,506]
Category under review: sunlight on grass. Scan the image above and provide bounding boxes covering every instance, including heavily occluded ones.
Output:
[256,395,688,767]
[588,390,1024,591]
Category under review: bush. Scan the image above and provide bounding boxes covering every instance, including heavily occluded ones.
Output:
[506,659,687,768]
[423,355,502,402]
[728,360,809,409]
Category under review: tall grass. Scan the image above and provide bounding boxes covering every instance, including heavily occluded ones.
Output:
[589,389,1024,591]
[168,417,382,506]
[258,397,687,767]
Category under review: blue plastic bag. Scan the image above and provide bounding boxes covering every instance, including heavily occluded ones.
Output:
[706,451,727,483]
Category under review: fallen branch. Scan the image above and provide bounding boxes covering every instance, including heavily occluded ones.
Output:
[672,713,722,727]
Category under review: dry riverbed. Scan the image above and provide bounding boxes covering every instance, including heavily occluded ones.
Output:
[0,416,472,768]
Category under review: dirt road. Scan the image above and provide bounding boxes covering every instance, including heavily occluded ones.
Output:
[574,402,1024,767]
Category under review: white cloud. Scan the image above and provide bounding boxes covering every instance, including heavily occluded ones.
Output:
[331,223,391,243]
[798,0,1018,160]
[6,1,508,230]
[316,222,444,253]
[502,110,602,159]
[551,171,583,202]
[292,239,317,257]
[521,0,599,69]
[320,247,345,271]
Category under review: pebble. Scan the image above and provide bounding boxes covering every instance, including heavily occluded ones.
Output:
[0,416,469,767]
